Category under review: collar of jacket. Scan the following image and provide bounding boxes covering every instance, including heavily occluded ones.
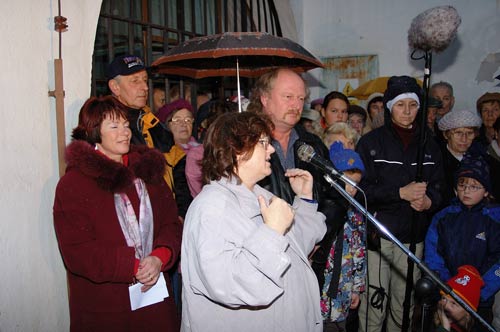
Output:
[64,140,166,192]
[451,196,487,213]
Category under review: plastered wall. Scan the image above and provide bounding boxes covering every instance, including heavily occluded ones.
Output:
[292,0,500,110]
[0,0,102,330]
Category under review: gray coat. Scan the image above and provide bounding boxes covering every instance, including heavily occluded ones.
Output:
[181,177,326,332]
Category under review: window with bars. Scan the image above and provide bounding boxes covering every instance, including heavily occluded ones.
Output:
[91,0,282,104]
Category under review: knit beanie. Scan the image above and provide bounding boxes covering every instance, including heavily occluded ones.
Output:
[157,99,194,123]
[455,152,491,192]
[329,141,365,175]
[438,109,482,131]
[383,76,422,112]
[445,265,484,311]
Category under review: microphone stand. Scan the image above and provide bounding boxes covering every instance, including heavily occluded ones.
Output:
[401,49,433,332]
[323,173,496,332]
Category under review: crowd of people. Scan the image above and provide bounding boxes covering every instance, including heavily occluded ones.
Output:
[53,54,500,332]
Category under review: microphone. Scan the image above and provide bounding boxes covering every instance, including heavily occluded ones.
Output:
[408,5,461,53]
[297,143,359,189]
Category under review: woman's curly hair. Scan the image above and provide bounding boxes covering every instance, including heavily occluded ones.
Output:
[202,112,274,184]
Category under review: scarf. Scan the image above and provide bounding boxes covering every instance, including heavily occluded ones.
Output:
[114,178,154,259]
[392,122,416,151]
[179,136,201,153]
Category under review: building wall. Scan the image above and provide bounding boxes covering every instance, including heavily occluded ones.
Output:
[0,0,102,330]
[293,0,500,110]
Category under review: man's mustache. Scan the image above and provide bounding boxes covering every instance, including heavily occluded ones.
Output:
[281,109,300,120]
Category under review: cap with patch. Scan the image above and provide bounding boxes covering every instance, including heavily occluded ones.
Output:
[444,265,484,311]
[107,54,146,80]
[329,141,365,175]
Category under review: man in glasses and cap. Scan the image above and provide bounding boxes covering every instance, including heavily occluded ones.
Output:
[107,54,192,218]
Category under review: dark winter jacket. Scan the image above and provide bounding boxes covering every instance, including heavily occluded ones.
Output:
[257,124,346,282]
[486,144,500,202]
[425,198,500,303]
[53,141,182,331]
[124,103,192,217]
[439,145,461,206]
[356,122,444,243]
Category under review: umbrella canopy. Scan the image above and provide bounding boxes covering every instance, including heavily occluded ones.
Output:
[349,76,423,100]
[151,32,324,79]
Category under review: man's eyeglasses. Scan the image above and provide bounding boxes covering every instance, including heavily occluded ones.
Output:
[169,118,194,125]
[258,137,270,150]
[457,183,484,192]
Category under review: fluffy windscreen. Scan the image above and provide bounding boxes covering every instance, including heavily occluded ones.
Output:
[408,6,461,53]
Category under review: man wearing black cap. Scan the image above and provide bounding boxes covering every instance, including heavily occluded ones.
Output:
[107,54,192,218]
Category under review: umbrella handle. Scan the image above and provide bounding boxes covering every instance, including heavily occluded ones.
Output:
[237,58,242,113]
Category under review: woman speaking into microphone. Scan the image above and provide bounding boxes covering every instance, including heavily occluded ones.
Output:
[180,112,326,332]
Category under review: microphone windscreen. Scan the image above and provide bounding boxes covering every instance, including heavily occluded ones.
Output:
[408,6,461,53]
[297,144,315,163]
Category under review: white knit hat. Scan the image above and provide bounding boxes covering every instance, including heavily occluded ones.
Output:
[438,109,482,131]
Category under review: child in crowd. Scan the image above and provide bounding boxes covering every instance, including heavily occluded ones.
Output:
[425,153,500,331]
[434,265,484,332]
[320,142,366,332]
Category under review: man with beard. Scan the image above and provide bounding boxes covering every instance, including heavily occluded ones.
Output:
[248,69,345,299]
[107,54,192,218]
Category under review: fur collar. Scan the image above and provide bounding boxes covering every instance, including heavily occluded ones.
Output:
[64,140,166,192]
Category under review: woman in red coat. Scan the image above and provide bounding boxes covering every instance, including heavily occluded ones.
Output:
[53,96,182,332]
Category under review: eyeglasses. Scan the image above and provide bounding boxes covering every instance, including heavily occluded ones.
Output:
[457,183,484,192]
[169,117,194,125]
[258,137,271,150]
[450,130,475,140]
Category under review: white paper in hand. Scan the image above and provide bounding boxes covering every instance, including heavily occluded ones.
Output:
[129,272,169,311]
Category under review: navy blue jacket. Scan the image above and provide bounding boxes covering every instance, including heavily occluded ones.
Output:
[425,199,500,302]
[356,122,444,243]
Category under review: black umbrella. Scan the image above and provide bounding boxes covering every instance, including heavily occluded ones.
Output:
[151,32,323,79]
[151,32,323,111]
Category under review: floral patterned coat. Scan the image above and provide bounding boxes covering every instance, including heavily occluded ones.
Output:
[320,207,366,322]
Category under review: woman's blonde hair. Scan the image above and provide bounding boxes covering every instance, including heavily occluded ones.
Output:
[322,122,360,148]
